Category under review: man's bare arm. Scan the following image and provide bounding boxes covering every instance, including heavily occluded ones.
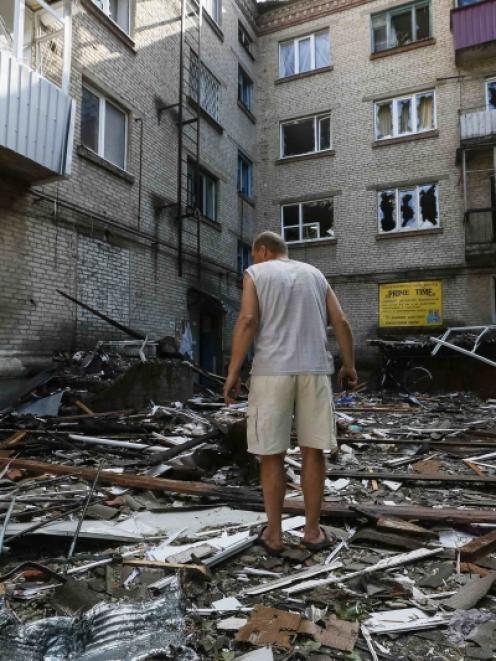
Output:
[224,273,259,403]
[326,285,358,388]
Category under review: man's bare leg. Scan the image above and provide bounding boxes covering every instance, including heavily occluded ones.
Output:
[301,447,326,544]
[260,453,286,551]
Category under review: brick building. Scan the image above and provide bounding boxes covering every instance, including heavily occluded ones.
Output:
[0,0,495,376]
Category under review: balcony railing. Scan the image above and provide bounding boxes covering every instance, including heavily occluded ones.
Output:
[460,107,496,142]
[452,0,496,61]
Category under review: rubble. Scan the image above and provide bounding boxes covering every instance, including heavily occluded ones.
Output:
[1,347,496,659]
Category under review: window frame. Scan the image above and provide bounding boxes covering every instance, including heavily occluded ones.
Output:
[237,240,252,276]
[201,0,221,25]
[374,90,436,140]
[238,20,253,57]
[278,29,331,79]
[81,83,129,170]
[281,198,334,244]
[238,65,253,112]
[371,1,431,54]
[486,77,496,111]
[280,113,332,159]
[377,183,440,235]
[92,0,131,35]
[237,152,253,199]
[187,160,218,222]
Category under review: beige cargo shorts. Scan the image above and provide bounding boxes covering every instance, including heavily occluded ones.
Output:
[246,374,337,455]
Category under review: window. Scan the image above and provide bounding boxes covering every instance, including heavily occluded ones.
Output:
[279,30,330,78]
[81,85,128,170]
[238,21,253,56]
[375,90,435,140]
[202,0,221,24]
[378,183,439,234]
[237,241,252,275]
[238,153,253,198]
[486,79,496,111]
[492,276,496,322]
[190,50,220,122]
[281,113,331,158]
[238,66,253,111]
[92,0,130,34]
[371,2,431,54]
[281,199,334,243]
[187,161,217,221]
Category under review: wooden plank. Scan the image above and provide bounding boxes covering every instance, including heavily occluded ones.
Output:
[75,400,95,416]
[327,470,496,485]
[0,431,28,450]
[123,559,210,576]
[460,529,496,562]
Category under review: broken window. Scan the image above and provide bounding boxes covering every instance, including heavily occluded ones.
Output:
[281,113,331,158]
[81,84,127,170]
[279,30,331,78]
[190,51,220,122]
[486,79,496,111]
[238,66,253,111]
[378,183,439,234]
[187,161,217,221]
[237,241,252,275]
[371,1,431,53]
[281,199,334,243]
[238,152,253,198]
[375,90,435,140]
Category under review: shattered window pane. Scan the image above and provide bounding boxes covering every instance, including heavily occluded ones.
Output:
[378,191,396,232]
[282,117,315,157]
[280,41,295,77]
[417,93,434,131]
[390,8,413,48]
[415,3,430,40]
[487,81,496,110]
[397,98,412,134]
[376,102,393,139]
[399,189,417,230]
[302,200,334,239]
[319,116,331,150]
[372,14,387,52]
[419,184,438,226]
[315,30,331,68]
[298,37,312,73]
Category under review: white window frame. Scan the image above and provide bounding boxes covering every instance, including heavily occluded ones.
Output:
[281,198,334,244]
[278,29,330,79]
[92,0,131,34]
[377,183,439,234]
[375,90,436,140]
[371,1,431,54]
[280,113,332,159]
[486,77,496,110]
[201,0,221,25]
[82,84,128,170]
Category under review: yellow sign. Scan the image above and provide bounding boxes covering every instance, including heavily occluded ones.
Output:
[379,281,443,328]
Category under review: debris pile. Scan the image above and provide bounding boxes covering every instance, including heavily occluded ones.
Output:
[1,353,496,659]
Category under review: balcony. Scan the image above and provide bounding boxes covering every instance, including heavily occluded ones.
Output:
[452,0,496,64]
[0,0,74,183]
[465,208,496,265]
[460,107,496,145]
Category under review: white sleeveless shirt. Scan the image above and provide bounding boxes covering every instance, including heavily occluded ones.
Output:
[246,258,334,376]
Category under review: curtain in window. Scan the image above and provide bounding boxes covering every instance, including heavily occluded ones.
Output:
[280,42,294,77]
[376,103,393,138]
[417,94,434,131]
[398,99,412,134]
[298,38,311,73]
[315,32,330,69]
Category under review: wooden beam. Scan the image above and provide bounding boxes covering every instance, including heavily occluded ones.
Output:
[327,470,496,485]
[460,529,496,562]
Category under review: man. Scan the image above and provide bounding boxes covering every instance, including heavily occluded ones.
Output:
[224,231,357,554]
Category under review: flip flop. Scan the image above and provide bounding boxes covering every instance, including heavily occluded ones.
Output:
[255,525,284,557]
[302,527,335,552]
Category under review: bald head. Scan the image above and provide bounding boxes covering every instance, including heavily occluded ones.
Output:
[252,232,288,263]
